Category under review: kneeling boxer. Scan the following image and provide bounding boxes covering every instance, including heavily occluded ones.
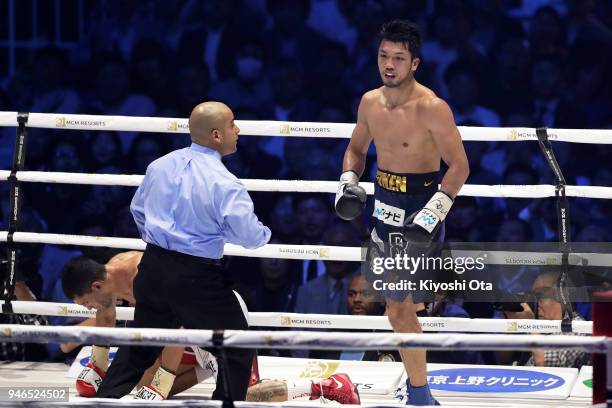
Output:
[61,252,222,400]
[61,252,359,404]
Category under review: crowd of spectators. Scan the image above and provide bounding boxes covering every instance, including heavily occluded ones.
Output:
[1,0,611,370]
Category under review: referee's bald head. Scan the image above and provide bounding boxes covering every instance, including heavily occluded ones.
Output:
[189,101,232,145]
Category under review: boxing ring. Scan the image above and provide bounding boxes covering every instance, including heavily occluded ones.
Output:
[1,111,612,407]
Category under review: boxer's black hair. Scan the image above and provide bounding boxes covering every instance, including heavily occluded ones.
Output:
[61,256,106,299]
[378,20,422,59]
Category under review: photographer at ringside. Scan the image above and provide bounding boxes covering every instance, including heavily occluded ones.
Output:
[501,270,590,368]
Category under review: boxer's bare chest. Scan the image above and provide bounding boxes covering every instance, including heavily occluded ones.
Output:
[367,98,440,173]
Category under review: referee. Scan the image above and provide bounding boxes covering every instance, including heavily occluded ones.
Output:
[96,101,271,400]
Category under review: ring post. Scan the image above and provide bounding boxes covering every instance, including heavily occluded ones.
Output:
[2,112,28,313]
[535,127,574,332]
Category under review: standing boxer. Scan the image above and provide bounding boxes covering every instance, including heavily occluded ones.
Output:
[335,20,469,405]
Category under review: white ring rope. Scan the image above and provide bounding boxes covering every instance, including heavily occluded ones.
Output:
[1,170,611,199]
[2,231,611,265]
[0,300,593,334]
[1,111,612,143]
[0,231,360,260]
[0,324,607,352]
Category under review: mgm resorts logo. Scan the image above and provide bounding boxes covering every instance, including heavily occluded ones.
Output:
[421,321,446,329]
[280,124,332,135]
[280,315,332,327]
[507,129,559,141]
[167,121,189,131]
[507,321,558,332]
[506,129,533,141]
[58,305,92,316]
[56,117,107,128]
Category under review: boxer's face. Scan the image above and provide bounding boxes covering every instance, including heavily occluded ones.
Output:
[378,40,419,88]
[74,281,113,310]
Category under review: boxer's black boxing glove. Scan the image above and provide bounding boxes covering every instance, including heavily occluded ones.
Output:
[334,171,367,220]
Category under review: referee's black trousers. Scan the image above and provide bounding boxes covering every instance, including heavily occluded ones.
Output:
[96,244,254,400]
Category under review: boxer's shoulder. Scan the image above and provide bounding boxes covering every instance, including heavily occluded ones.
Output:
[418,94,453,126]
[107,251,142,265]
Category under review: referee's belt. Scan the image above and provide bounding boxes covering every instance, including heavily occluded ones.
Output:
[146,244,223,266]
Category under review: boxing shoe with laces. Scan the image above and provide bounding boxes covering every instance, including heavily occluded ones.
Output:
[310,373,360,405]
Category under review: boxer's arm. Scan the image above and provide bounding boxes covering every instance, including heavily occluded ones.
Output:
[60,299,116,353]
[160,346,184,375]
[14,281,36,301]
[137,357,161,390]
[424,97,469,198]
[343,93,373,176]
[95,296,117,328]
[59,317,97,353]
[169,368,199,396]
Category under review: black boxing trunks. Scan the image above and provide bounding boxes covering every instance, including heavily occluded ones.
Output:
[368,168,445,303]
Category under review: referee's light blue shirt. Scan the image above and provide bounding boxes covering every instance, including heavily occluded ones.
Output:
[130,143,271,259]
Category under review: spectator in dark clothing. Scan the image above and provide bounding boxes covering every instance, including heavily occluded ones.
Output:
[310,275,401,361]
[209,38,274,114]
[445,62,500,126]
[253,241,300,313]
[125,133,173,175]
[31,137,89,234]
[294,222,359,317]
[129,39,170,107]
[264,0,340,74]
[175,0,245,81]
[293,194,333,284]
[529,56,587,128]
[308,41,351,107]
[267,195,299,244]
[487,37,532,118]
[161,63,210,131]
[445,196,487,242]
[86,131,124,171]
[31,46,80,114]
[529,6,569,57]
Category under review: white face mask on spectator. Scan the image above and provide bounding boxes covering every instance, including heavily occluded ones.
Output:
[236,58,263,81]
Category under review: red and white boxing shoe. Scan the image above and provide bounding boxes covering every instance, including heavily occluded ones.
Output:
[76,362,105,397]
[134,384,165,400]
[310,373,361,405]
